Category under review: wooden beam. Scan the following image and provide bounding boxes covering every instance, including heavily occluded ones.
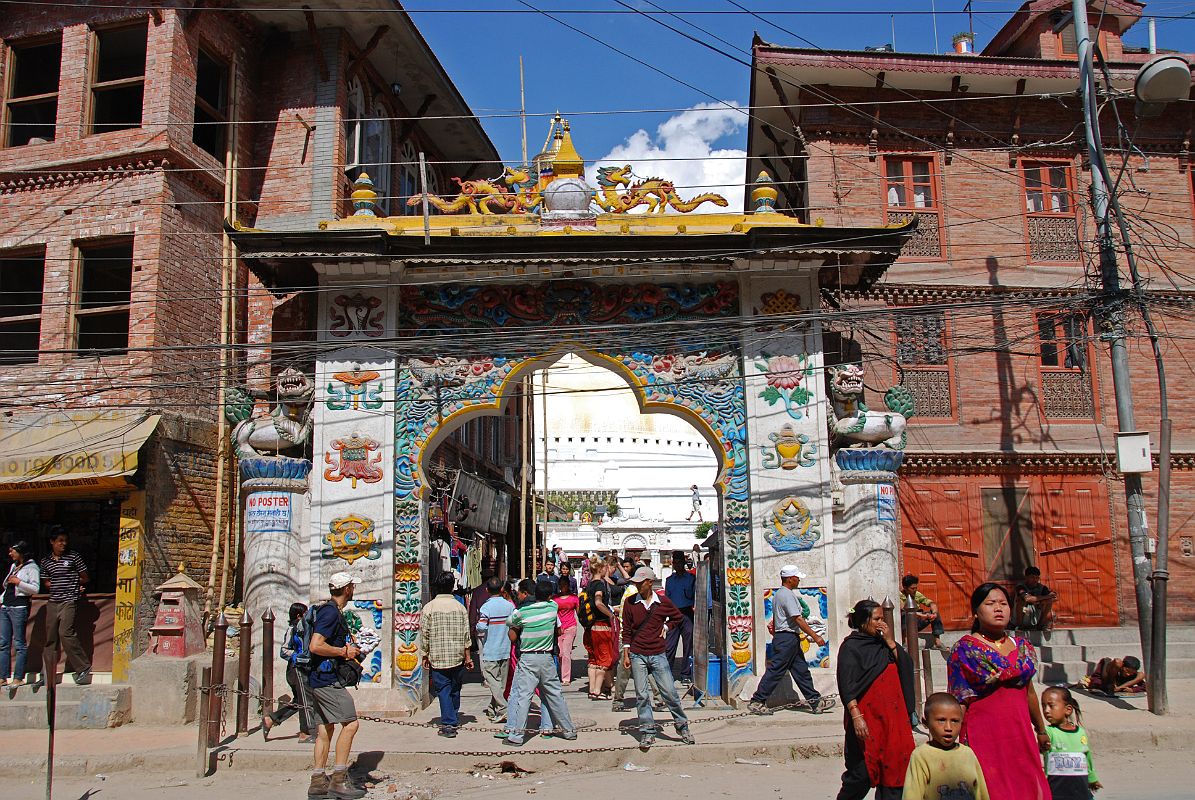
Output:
[302,6,329,83]
[347,25,390,78]
[399,93,438,142]
[764,67,807,151]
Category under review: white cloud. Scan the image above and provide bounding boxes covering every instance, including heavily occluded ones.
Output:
[589,102,748,213]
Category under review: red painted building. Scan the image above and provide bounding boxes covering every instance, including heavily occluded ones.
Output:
[748,0,1195,628]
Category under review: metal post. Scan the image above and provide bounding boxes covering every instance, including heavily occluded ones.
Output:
[902,592,923,711]
[1072,0,1152,666]
[209,613,228,747]
[921,648,935,696]
[236,612,253,735]
[261,608,276,716]
[1149,418,1172,714]
[44,647,57,800]
[693,557,710,702]
[881,596,895,637]
[197,666,211,777]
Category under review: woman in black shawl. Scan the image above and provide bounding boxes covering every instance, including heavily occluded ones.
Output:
[835,600,916,800]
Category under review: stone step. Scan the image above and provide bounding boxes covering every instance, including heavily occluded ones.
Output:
[0,684,130,729]
[1023,626,1195,647]
[1080,641,1195,662]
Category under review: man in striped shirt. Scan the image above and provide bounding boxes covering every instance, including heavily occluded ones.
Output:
[501,579,576,746]
[40,530,91,685]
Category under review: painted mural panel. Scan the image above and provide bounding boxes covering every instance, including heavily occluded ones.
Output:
[762,586,831,668]
[312,347,395,682]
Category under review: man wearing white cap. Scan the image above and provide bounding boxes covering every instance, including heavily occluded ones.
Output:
[748,565,829,716]
[306,571,365,799]
[621,566,694,749]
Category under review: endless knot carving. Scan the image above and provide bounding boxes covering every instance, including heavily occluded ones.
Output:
[1041,371,1094,418]
[902,370,953,418]
[889,212,942,259]
[1027,216,1081,262]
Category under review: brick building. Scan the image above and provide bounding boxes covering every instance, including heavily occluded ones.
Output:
[0,0,500,685]
[748,0,1195,629]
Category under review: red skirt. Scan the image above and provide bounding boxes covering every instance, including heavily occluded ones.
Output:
[584,623,616,668]
[858,662,915,787]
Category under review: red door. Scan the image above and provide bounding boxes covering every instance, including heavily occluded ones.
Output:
[899,480,982,628]
[1033,477,1117,626]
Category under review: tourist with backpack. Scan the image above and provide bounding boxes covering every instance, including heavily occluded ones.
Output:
[306,572,365,800]
[580,557,615,700]
[261,602,316,743]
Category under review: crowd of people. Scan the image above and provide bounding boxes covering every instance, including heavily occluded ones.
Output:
[267,557,1122,800]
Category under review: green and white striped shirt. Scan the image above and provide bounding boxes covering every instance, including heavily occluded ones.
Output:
[507,600,558,653]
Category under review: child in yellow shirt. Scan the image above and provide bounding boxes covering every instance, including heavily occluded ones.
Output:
[903,692,990,800]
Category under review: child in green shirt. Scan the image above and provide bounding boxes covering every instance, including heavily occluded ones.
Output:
[1041,686,1101,799]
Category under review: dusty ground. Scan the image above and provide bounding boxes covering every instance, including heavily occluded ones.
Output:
[39,744,1193,800]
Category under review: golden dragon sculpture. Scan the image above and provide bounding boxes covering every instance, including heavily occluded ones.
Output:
[407,167,540,215]
[594,164,729,214]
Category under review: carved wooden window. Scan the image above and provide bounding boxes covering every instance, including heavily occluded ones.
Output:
[895,309,955,420]
[1037,312,1096,419]
[884,156,943,259]
[1022,161,1081,263]
[89,21,147,134]
[75,238,133,356]
[0,249,45,364]
[192,47,230,159]
[3,35,61,147]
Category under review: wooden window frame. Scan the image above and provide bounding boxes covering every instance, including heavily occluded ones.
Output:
[883,154,945,260]
[892,307,958,423]
[1021,159,1080,264]
[0,246,47,365]
[1035,310,1099,422]
[87,20,148,136]
[1053,13,1111,60]
[192,44,230,160]
[73,237,135,358]
[3,34,63,148]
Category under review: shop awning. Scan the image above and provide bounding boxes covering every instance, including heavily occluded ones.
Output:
[0,411,161,495]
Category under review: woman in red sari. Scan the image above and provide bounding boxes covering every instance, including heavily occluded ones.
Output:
[835,600,915,800]
[948,582,1051,800]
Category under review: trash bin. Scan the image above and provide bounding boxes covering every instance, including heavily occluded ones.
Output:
[706,654,723,698]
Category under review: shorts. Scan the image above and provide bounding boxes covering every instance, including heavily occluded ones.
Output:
[584,622,616,669]
[309,683,357,725]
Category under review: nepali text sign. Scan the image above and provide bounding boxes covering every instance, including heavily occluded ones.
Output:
[246,491,292,534]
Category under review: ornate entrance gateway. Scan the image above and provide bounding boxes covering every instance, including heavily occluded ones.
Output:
[232,122,914,708]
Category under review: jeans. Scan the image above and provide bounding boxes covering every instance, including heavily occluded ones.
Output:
[504,653,574,744]
[0,605,29,681]
[663,608,694,680]
[481,659,509,716]
[629,652,688,735]
[430,665,464,728]
[750,631,820,704]
[917,616,945,638]
[613,651,661,702]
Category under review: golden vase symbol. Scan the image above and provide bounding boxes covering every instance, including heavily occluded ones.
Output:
[772,424,803,470]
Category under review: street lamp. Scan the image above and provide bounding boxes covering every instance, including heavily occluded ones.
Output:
[1134,55,1192,118]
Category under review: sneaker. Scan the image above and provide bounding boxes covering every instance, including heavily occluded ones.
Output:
[327,770,366,800]
[748,701,773,716]
[72,669,92,686]
[558,731,578,741]
[307,772,330,799]
[438,726,457,738]
[676,726,695,745]
[492,714,507,724]
[611,699,623,713]
[639,734,655,750]
[503,737,525,747]
[812,697,835,714]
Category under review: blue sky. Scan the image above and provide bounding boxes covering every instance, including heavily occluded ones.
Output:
[408,0,1195,174]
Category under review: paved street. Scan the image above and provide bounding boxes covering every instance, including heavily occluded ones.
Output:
[37,744,1195,799]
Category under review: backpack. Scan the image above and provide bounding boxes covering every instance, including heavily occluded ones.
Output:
[292,601,333,672]
[577,579,606,628]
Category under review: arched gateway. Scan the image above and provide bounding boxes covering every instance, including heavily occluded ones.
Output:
[231,122,914,709]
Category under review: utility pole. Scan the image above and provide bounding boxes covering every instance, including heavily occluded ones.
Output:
[1072,0,1152,664]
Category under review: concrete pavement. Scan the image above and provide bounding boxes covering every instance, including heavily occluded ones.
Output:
[6,675,1194,778]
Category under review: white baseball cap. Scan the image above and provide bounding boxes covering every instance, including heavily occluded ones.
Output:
[630,566,657,583]
[329,572,359,590]
[779,565,806,580]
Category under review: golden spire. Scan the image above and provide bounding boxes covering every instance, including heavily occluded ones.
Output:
[551,120,585,178]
